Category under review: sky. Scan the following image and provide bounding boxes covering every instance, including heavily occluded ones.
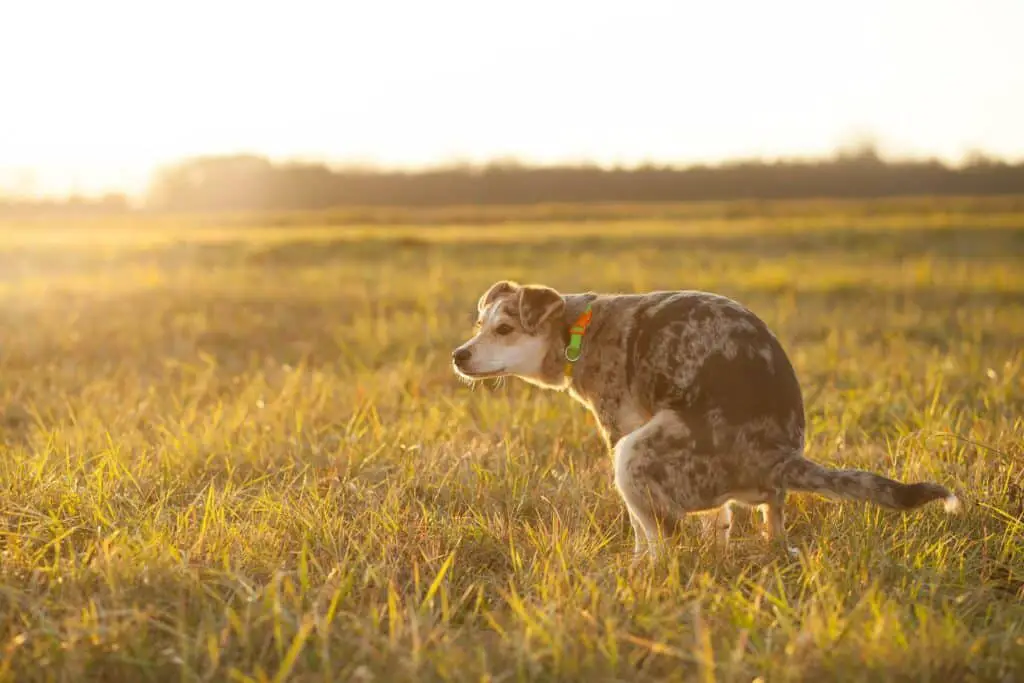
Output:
[2,0,1023,198]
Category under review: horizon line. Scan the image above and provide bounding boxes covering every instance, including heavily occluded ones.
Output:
[4,142,1024,201]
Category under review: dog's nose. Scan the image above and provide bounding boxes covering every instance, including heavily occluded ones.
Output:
[452,348,472,364]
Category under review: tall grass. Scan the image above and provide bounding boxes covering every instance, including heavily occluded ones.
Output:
[0,200,1022,681]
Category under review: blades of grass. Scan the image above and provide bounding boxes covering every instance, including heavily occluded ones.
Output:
[270,616,314,683]
[419,551,456,615]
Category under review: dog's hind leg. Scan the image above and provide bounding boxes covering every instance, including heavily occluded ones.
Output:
[614,422,672,561]
[613,410,723,562]
[759,488,798,558]
[700,504,733,550]
[627,509,647,556]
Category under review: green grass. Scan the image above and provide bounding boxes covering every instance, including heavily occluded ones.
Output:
[1,198,1022,682]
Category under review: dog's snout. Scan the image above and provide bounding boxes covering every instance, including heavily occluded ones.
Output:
[452,347,472,364]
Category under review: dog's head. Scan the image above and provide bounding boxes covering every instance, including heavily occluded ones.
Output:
[451,280,567,387]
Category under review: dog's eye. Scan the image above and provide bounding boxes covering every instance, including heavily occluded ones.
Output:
[495,323,514,335]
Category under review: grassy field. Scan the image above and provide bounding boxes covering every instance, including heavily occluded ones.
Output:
[1,198,1022,682]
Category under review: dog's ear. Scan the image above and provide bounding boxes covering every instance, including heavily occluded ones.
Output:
[478,280,519,312]
[517,285,565,332]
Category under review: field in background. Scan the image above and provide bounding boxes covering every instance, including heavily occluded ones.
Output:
[1,198,1022,681]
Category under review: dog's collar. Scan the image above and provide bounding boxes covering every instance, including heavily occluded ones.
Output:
[563,303,593,379]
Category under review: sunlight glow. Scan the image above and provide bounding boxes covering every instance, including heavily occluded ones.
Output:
[2,0,1023,196]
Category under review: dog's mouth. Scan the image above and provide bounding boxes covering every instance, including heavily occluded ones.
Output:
[452,363,506,381]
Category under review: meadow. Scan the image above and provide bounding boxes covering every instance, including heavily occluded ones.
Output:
[0,197,1022,681]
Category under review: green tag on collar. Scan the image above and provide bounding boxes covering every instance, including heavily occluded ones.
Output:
[564,303,593,372]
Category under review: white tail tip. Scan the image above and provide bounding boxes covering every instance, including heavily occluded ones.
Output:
[943,495,962,514]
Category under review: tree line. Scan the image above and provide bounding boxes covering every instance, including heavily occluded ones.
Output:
[4,146,1024,215]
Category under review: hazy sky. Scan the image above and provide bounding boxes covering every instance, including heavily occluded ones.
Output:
[2,0,1023,197]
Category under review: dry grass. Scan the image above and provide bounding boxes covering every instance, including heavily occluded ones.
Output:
[1,199,1022,682]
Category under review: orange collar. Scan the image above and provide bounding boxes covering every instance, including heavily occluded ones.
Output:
[563,303,593,378]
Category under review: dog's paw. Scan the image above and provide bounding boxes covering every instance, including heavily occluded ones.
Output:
[628,548,646,568]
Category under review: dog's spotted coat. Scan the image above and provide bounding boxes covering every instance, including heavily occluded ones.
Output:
[453,281,960,559]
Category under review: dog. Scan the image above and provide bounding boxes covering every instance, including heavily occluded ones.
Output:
[451,280,961,560]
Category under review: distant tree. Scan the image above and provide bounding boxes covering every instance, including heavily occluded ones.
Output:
[141,149,1024,213]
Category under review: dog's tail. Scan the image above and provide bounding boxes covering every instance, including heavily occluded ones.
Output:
[779,457,961,513]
